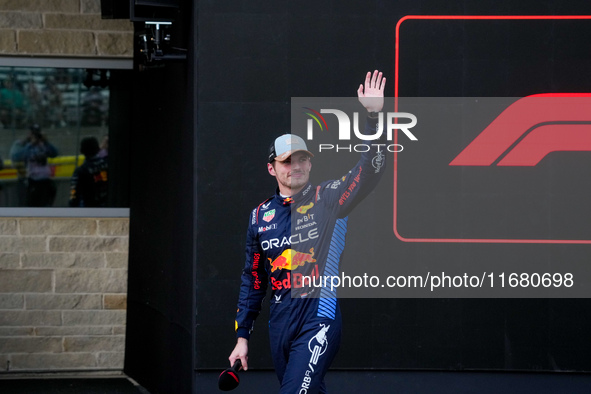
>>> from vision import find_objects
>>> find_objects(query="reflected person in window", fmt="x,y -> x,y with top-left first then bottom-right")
69,137 -> 108,207
11,124 -> 58,207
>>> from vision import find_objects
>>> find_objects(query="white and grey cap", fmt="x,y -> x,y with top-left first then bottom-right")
268,134 -> 314,163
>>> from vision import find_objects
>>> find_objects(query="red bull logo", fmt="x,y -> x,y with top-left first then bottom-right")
268,248 -> 316,272
269,248 -> 318,291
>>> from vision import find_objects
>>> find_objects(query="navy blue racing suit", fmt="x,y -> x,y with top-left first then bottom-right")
235,116 -> 386,393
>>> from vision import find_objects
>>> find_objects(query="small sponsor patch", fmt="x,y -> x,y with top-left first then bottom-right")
263,209 -> 276,222
297,203 -> 314,214
258,223 -> 278,233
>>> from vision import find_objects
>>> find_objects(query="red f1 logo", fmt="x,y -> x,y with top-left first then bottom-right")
449,94 -> 591,166
394,15 -> 591,244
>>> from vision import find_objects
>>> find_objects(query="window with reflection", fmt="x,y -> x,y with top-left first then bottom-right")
0,67 -> 111,207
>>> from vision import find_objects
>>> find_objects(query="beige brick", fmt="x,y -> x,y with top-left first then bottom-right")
22,253 -> 74,268
0,327 -> 35,336
81,0 -> 102,14
0,219 -> 17,235
104,294 -> 127,310
0,29 -> 16,53
0,294 -> 24,309
62,310 -> 126,326
26,294 -> 102,310
112,326 -> 126,335
0,337 -> 62,353
35,326 -> 112,336
106,253 -> 128,269
49,236 -> 128,253
96,32 -> 133,57
64,335 -> 124,353
55,269 -> 127,293
0,253 -> 19,268
97,352 -> 124,368
22,252 -> 105,268
73,253 -> 108,267
0,236 -> 46,253
97,219 -> 129,236
0,270 -> 52,293
0,12 -> 43,29
0,311 -> 61,326
45,14 -> 133,31
18,30 -> 96,56
0,0 -> 79,13
20,219 -> 97,236
10,353 -> 97,370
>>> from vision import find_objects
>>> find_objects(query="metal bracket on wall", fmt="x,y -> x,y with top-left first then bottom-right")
138,21 -> 187,70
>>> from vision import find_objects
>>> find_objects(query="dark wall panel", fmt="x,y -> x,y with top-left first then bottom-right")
107,70 -> 131,208
195,0 -> 591,375
124,2 -> 196,393
100,0 -> 130,19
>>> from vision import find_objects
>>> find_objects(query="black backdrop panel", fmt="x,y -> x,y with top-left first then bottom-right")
100,0 -> 130,19
124,2 -> 195,394
193,0 -> 591,375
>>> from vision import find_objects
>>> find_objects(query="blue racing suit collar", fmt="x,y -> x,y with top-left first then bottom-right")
274,183 -> 314,205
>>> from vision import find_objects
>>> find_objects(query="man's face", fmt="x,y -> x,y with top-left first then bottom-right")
268,151 -> 312,194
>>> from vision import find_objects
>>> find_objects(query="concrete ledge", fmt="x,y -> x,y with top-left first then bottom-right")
0,208 -> 129,218
0,56 -> 132,69
0,370 -> 128,379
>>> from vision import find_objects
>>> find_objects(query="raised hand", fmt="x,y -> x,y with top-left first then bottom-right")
357,70 -> 386,113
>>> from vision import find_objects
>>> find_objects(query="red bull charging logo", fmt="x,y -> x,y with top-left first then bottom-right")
268,248 -> 317,272
269,248 -> 319,291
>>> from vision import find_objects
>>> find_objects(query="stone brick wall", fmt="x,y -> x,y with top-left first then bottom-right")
0,0 -> 133,374
0,218 -> 129,371
0,0 -> 133,57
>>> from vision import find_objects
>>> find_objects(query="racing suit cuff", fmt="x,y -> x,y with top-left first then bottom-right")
236,327 -> 251,340
366,113 -> 379,129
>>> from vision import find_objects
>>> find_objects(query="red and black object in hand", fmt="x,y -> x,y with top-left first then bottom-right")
218,359 -> 242,391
